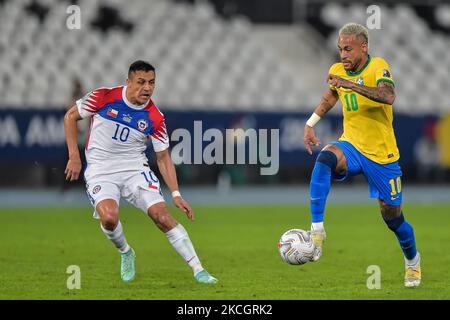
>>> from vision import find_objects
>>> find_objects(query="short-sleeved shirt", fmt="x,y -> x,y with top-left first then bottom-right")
76,86 -> 169,178
328,55 -> 399,164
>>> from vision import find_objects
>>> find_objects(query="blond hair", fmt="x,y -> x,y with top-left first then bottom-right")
339,23 -> 369,44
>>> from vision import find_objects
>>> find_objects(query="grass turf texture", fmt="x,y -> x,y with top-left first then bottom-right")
0,204 -> 449,300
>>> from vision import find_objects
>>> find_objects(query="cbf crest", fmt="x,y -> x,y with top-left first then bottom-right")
356,77 -> 364,85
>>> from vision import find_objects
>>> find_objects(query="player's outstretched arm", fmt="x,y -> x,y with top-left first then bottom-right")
328,74 -> 395,105
155,149 -> 195,220
304,89 -> 339,155
64,105 -> 83,181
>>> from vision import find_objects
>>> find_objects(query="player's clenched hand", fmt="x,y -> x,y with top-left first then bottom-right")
173,196 -> 195,221
327,74 -> 352,89
65,158 -> 82,181
304,125 -> 321,155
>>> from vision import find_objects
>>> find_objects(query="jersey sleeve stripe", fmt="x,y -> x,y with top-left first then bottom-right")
85,117 -> 94,150
83,100 -> 98,108
83,107 -> 97,113
152,131 -> 167,143
82,104 -> 97,111
82,101 -> 97,108
376,78 -> 395,86
152,136 -> 166,144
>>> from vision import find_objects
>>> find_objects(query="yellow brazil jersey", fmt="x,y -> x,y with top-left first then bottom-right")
329,55 -> 399,164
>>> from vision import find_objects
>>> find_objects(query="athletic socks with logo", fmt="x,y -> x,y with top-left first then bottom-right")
101,220 -> 131,254
165,224 -> 204,275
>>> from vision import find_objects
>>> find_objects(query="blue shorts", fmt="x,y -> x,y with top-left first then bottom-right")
330,141 -> 403,206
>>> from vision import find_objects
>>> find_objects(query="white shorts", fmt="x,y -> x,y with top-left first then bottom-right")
85,167 -> 165,219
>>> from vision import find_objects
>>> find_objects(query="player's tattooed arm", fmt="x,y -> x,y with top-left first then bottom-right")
348,80 -> 395,105
328,74 -> 396,105
315,88 -> 339,117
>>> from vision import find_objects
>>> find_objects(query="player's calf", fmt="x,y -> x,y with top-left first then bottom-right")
165,223 -> 218,283
380,201 -> 420,286
96,199 -> 134,281
147,202 -> 178,232
148,203 -> 218,284
309,150 -> 337,223
308,147 -> 340,261
96,200 -> 131,254
380,204 -> 417,261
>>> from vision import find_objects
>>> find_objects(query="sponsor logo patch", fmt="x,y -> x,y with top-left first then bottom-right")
382,69 -> 391,78
93,185 -> 101,194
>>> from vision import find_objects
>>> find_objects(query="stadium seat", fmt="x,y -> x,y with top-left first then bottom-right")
0,0 -> 448,113
318,2 -> 450,113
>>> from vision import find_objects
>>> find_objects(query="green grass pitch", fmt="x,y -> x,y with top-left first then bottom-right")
0,204 -> 449,300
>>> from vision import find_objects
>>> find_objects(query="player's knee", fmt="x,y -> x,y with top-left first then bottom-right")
316,150 -> 338,171
380,201 -> 401,220
383,212 -> 405,231
157,214 -> 173,232
102,215 -> 118,230
100,209 -> 119,230
380,201 -> 403,231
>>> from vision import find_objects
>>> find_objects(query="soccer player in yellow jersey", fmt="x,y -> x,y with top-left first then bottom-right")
303,23 -> 421,287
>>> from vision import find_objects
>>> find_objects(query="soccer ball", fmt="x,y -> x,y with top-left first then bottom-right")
278,229 -> 316,265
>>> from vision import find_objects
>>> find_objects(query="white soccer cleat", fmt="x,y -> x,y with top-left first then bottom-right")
310,224 -> 326,262
404,252 -> 421,288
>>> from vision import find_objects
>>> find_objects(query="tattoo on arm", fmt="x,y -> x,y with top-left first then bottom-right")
349,81 -> 395,105
316,90 -> 339,116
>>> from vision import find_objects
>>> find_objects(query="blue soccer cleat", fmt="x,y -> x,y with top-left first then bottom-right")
194,270 -> 218,284
121,248 -> 136,282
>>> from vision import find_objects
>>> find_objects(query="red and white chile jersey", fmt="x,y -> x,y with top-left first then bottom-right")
76,86 -> 169,178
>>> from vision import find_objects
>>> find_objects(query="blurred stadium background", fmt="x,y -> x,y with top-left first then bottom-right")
1,0 -> 450,301
1,0 -> 450,204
